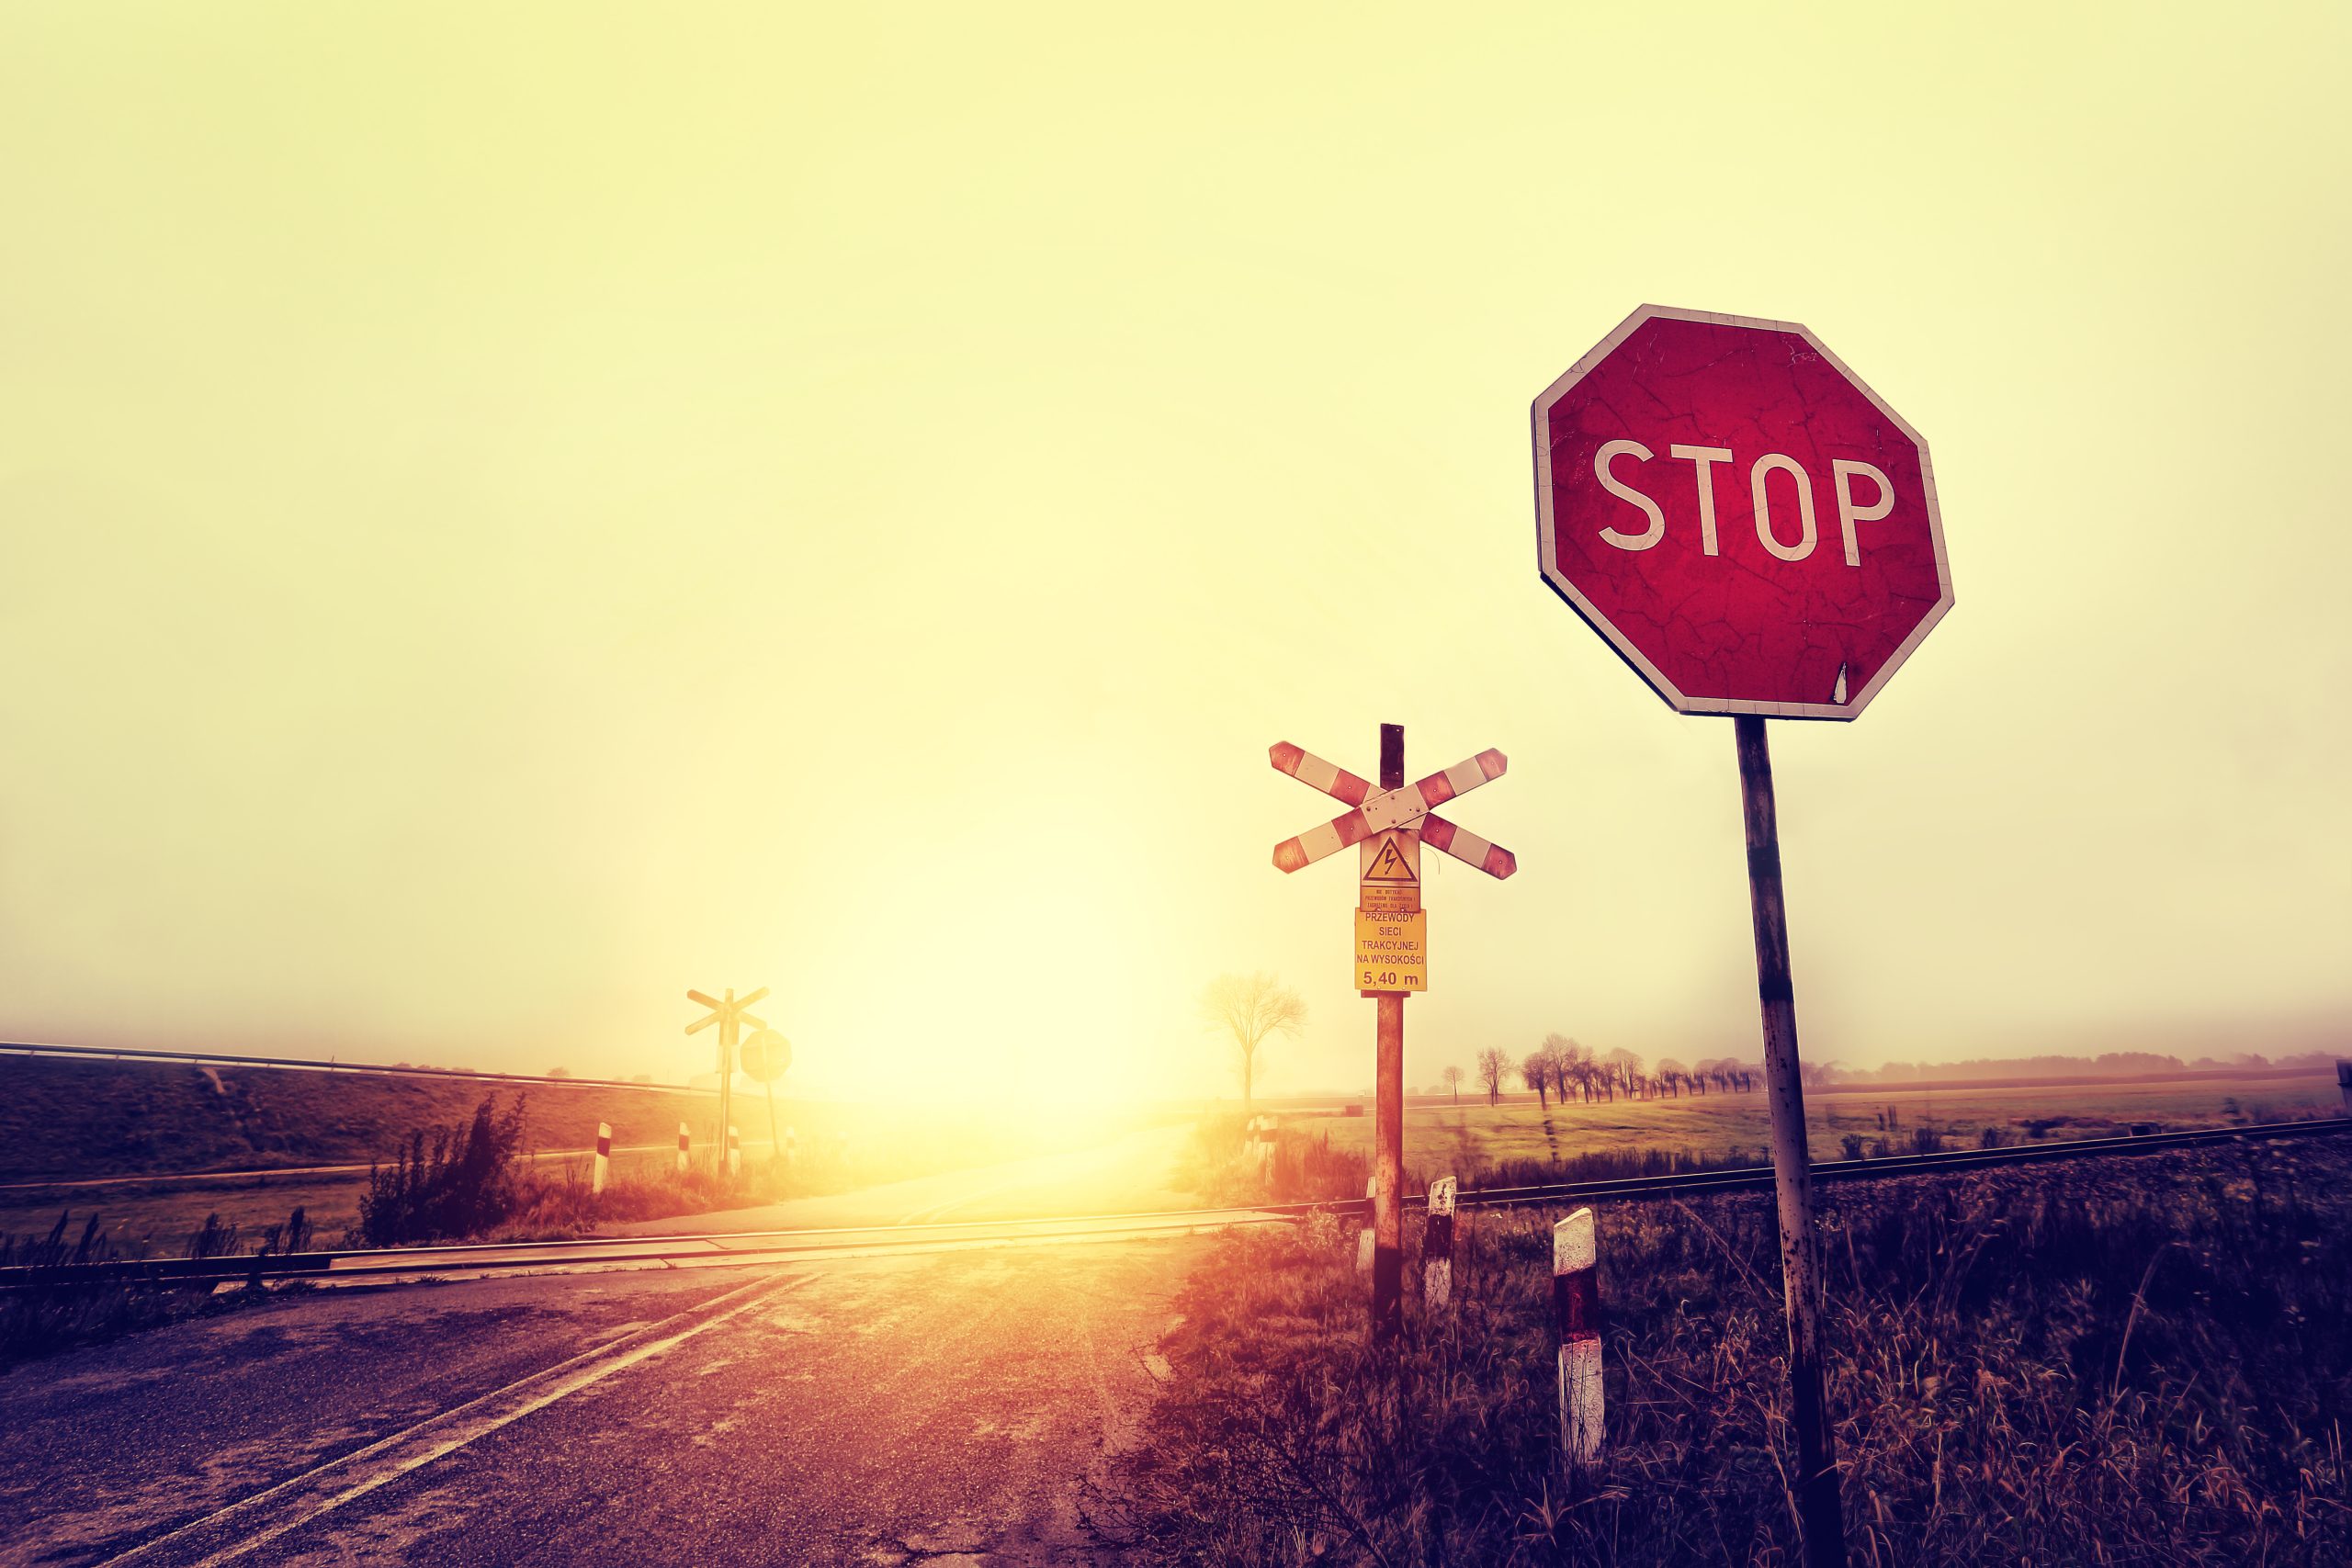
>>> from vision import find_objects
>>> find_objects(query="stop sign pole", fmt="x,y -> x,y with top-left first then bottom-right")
1532,304 -> 1954,1568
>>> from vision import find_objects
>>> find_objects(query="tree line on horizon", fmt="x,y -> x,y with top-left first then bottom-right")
1432,1044 -> 2341,1105
1460,1034 -> 1757,1107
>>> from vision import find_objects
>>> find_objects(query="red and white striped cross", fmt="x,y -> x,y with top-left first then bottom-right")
1268,741 -> 1517,879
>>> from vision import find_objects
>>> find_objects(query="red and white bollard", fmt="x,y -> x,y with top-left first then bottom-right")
592,1122 -> 612,1195
1355,1174 -> 1377,1275
785,1125 -> 798,1165
726,1124 -> 741,1178
676,1121 -> 691,1174
1555,1207 -> 1603,1465
1423,1176 -> 1457,1311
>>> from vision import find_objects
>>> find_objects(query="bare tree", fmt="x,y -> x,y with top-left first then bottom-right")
1544,1034 -> 1588,1107
1657,1057 -> 1688,1097
1602,1046 -> 1644,1103
1520,1050 -> 1551,1109
1199,973 -> 1306,1112
1477,1046 -> 1510,1105
1441,1064 -> 1465,1102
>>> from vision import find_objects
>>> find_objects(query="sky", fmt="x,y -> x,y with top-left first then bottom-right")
2,5 -> 2347,1107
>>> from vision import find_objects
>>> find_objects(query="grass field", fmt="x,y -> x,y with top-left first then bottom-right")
1293,1069 -> 2346,1188
0,1056 -> 1139,1248
1113,1134 -> 2352,1565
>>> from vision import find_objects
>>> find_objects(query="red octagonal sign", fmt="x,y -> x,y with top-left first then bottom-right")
1532,305 -> 1952,719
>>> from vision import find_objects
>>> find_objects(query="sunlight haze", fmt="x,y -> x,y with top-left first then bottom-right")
3,4 -> 2346,1106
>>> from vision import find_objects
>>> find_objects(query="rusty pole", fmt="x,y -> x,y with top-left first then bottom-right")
1371,722 -> 1406,1345
1733,714 -> 1847,1568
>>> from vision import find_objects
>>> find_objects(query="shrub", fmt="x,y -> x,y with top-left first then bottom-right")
356,1094 -> 530,1247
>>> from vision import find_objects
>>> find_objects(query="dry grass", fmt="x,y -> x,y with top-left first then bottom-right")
0,1209 -> 319,1370
1309,1069 -> 2346,1180
1110,1137 -> 2352,1565
1181,1112 -> 1767,1210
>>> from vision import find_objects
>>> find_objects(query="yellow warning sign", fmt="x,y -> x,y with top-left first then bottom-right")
1363,834 -> 1418,883
1354,908 -> 1428,994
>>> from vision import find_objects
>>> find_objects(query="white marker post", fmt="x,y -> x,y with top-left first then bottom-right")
676,1121 -> 691,1174
786,1125 -> 798,1166
1423,1176 -> 1457,1311
592,1122 -> 612,1196
726,1125 -> 741,1178
1355,1174 -> 1377,1275
1555,1207 -> 1603,1467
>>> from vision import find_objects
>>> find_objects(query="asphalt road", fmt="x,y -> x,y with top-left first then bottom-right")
1,1128 -> 1218,1567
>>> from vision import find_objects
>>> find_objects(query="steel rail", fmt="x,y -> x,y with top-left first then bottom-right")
4,1116 -> 2345,1292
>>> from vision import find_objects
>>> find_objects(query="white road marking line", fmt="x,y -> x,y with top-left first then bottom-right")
96,1271 -> 810,1568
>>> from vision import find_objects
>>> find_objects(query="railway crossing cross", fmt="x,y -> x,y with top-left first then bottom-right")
1271,722 -> 1515,1342
686,987 -> 768,1168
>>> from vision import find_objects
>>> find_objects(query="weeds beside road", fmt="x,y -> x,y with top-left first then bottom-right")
1118,1137 -> 2352,1566
1,1092 -> 839,1369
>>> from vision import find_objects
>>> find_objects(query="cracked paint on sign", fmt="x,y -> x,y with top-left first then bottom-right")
1532,306 -> 1952,719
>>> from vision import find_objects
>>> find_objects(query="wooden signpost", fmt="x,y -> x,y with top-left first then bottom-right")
685,987 -> 769,1166
1271,726 -> 1515,1342
1532,304 -> 1954,1567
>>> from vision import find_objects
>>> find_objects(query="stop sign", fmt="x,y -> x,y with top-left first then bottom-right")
1532,305 -> 1951,718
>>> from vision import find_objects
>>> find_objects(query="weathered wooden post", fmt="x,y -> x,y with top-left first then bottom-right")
1555,1207 -> 1602,1465
1369,723 -> 1408,1342
1422,1176 -> 1457,1310
592,1122 -> 611,1195
1734,716 -> 1846,1562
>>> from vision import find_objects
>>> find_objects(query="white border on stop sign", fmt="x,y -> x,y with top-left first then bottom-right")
1530,303 -> 1954,722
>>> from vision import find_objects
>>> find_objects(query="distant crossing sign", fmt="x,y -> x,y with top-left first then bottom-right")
685,986 -> 769,1165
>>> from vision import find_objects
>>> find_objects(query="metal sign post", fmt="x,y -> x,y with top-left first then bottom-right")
741,1028 -> 792,1165
1532,303 -> 1956,1568
1270,726 -> 1515,1343
685,987 -> 769,1163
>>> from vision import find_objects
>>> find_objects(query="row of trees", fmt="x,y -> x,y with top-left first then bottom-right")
1197,973 -> 1773,1114
1469,1034 -> 1756,1106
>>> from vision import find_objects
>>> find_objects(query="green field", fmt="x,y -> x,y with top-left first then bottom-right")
1293,1070 -> 2346,1184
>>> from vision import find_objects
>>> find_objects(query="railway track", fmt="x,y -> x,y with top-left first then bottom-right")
6,1115 -> 2345,1292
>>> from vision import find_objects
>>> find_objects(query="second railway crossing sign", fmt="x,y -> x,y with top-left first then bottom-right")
686,986 -> 768,1172
1268,726 -> 1514,1343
